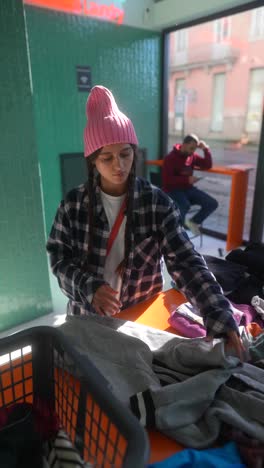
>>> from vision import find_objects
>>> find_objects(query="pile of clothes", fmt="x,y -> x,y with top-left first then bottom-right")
169,243 -> 264,338
60,313 -> 264,467
207,242 -> 264,304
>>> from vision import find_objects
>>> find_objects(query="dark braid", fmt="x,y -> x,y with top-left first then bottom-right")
86,148 -> 102,258
86,145 -> 137,274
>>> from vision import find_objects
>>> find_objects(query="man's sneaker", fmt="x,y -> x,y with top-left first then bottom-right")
185,219 -> 201,236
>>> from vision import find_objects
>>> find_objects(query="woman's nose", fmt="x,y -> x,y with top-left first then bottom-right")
113,155 -> 122,169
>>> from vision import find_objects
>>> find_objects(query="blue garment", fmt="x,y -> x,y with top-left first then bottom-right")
168,186 -> 218,225
148,442 -> 245,468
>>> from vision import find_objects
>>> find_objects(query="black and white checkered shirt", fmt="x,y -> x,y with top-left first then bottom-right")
47,177 -> 238,337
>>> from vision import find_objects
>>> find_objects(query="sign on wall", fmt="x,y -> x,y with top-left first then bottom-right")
23,0 -> 126,25
76,66 -> 92,92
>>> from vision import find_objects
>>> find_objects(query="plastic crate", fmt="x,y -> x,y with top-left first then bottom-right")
0,326 -> 149,467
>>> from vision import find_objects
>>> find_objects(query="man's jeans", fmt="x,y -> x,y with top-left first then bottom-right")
168,186 -> 218,225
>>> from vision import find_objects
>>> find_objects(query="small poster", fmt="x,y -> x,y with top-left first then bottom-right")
76,66 -> 92,92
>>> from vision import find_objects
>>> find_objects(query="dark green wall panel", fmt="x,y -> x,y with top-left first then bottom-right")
0,0 -> 51,331
25,7 -> 161,233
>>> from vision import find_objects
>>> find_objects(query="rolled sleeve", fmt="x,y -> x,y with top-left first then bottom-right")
158,195 -> 238,337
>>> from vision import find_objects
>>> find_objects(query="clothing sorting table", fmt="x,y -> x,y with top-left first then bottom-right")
146,160 -> 253,251
119,288 -> 186,463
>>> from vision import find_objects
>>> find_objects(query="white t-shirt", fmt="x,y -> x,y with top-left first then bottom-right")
100,189 -> 126,299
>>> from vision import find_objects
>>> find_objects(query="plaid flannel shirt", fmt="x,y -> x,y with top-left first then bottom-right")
47,177 -> 238,337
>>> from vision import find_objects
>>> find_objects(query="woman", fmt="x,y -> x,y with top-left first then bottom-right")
47,85 -> 244,357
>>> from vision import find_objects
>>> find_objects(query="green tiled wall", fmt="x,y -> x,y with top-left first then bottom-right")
0,0 -> 51,331
24,7 -> 162,233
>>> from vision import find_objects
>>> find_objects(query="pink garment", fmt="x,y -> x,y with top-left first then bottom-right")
168,312 -> 206,338
83,85 -> 138,157
168,302 -> 245,338
231,302 -> 264,328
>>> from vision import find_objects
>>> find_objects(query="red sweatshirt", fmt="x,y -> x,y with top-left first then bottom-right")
162,144 -> 213,191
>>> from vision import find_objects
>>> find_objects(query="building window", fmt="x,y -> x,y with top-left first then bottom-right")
174,78 -> 185,97
174,78 -> 185,132
246,68 -> 264,133
214,17 -> 231,42
250,7 -> 264,40
174,29 -> 188,52
211,73 -> 226,132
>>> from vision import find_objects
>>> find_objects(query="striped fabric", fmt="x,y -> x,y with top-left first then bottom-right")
46,429 -> 93,467
130,389 -> 156,429
130,356 -> 190,391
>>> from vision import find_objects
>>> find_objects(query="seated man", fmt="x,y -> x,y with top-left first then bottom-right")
162,134 -> 218,235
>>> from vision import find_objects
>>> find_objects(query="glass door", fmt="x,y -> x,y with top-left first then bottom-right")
166,5 -> 264,241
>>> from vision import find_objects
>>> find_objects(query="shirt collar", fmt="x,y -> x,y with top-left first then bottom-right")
84,176 -> 140,214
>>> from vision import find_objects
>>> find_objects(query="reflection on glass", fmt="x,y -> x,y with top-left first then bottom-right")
167,6 -> 264,241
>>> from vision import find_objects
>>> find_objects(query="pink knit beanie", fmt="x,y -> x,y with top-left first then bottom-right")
84,85 -> 138,157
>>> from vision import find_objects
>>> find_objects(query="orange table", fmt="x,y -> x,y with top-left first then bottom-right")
119,288 -> 185,333
119,289 -> 186,463
146,160 -> 253,251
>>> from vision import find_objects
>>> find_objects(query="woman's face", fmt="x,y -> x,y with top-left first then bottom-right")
94,143 -> 134,195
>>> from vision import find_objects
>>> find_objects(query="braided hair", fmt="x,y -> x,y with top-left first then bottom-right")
86,145 -> 137,274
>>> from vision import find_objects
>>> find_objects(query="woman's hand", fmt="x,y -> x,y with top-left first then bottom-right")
206,331 -> 245,361
225,330 -> 245,361
92,284 -> 122,316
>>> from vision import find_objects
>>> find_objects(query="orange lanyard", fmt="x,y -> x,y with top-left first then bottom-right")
106,197 -> 127,256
